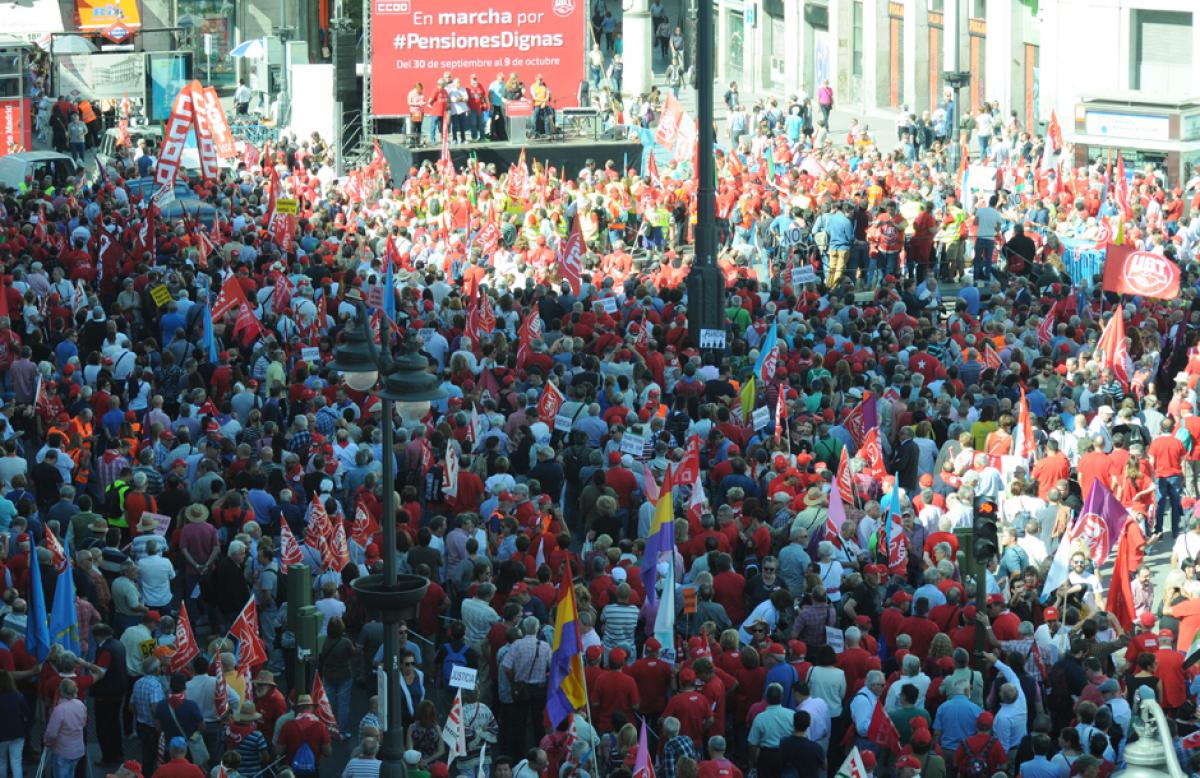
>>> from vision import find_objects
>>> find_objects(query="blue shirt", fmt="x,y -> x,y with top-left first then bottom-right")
1017,756 -> 1067,778
932,695 -> 982,755
912,584 -> 946,609
825,212 -> 855,250
958,286 -> 981,316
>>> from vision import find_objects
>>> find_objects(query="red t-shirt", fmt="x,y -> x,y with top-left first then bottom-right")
661,690 -> 711,748
591,669 -> 640,732
711,571 -> 748,624
898,616 -> 941,659
1149,435 -> 1186,478
1156,648 -> 1188,709
698,759 -> 744,778
152,758 -> 205,778
625,658 -> 673,716
279,714 -> 331,763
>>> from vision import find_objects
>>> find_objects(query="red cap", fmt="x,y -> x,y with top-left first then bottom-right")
892,591 -> 912,605
498,491 -> 514,501
855,614 -> 872,627
977,711 -> 994,727
767,643 -> 786,655
788,640 -> 807,656
608,648 -> 628,666
511,583 -> 528,595
911,728 -> 932,746
644,637 -> 662,651
608,451 -> 621,465
1043,606 -> 1059,621
171,459 -> 186,469
861,751 -> 877,769
678,668 -> 697,685
1139,612 -> 1156,628
585,646 -> 603,661
145,610 -> 162,622
1158,629 -> 1174,640
896,755 -> 921,770
987,593 -> 1005,605
910,716 -> 929,731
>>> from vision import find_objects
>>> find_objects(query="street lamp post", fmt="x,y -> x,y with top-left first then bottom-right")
686,0 -> 725,355
331,300 -> 445,778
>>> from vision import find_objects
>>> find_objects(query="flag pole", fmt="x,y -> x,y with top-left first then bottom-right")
576,641 -> 603,778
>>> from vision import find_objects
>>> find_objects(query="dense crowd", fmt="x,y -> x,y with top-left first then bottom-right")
4,50 -> 1200,778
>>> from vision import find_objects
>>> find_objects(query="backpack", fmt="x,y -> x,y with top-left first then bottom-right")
104,480 -> 129,520
562,445 -> 586,483
291,742 -> 317,776
440,642 -> 470,687
959,735 -> 997,778
1177,424 -> 1194,455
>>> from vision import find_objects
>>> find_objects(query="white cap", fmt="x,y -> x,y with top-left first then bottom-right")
611,567 -> 627,583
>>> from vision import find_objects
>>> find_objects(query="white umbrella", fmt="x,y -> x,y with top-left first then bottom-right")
229,38 -> 267,58
49,36 -> 98,54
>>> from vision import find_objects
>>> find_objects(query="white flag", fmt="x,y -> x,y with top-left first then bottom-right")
653,551 -> 676,664
443,448 -> 459,497
835,746 -> 868,778
441,689 -> 467,765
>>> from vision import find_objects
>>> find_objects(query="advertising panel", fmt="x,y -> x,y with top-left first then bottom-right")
76,0 -> 142,30
370,0 -> 584,117
0,99 -> 29,157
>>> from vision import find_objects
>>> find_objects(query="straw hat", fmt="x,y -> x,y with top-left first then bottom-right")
136,515 -> 158,533
185,504 -> 209,524
803,486 -> 826,507
233,702 -> 262,723
295,694 -> 314,708
252,670 -> 276,687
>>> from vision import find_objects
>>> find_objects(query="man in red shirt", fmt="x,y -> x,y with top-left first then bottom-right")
1155,630 -> 1188,713
986,595 -> 1020,641
590,649 -> 640,732
1149,417 -> 1186,536
625,638 -> 673,722
661,668 -> 712,750
277,695 -> 332,765
1031,438 -> 1072,501
152,739 -> 204,778
697,735 -> 743,778
898,597 -> 941,659
1077,439 -> 1113,502
604,454 -> 639,509
694,657 -> 729,737
954,712 -> 1007,776
1124,612 -> 1160,672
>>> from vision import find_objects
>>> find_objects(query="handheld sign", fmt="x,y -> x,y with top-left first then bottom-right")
699,328 -> 726,349
448,666 -> 477,691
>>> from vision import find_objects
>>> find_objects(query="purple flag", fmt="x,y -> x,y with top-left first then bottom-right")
1074,480 -> 1129,569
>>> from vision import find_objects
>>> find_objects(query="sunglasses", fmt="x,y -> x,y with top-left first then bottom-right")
402,661 -> 415,667
763,567 -> 777,572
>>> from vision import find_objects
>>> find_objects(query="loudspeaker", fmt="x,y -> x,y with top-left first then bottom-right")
333,29 -> 358,103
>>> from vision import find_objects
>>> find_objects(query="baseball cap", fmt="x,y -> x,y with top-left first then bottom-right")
1139,612 -> 1156,627
1098,678 -> 1120,694
168,737 -> 187,751
911,728 -> 932,746
644,637 -> 662,652
1043,606 -> 1059,621
585,646 -> 603,662
892,591 -> 912,605
609,648 -> 628,666
678,668 -> 697,685
896,755 -> 920,770
977,711 -> 994,728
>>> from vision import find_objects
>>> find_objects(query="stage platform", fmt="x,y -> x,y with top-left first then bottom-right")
376,135 -> 643,183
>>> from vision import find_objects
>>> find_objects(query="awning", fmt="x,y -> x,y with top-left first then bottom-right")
0,0 -> 66,36
76,0 -> 141,31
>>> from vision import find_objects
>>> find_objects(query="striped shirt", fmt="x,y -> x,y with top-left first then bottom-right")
131,674 -> 166,727
340,758 -> 381,778
600,603 -> 639,652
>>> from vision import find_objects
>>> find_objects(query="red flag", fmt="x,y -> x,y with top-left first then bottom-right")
726,149 -> 743,177
280,520 -> 303,574
835,446 -> 855,506
1047,110 -> 1063,154
170,603 -> 201,673
981,341 -> 1003,371
867,699 -> 902,755
537,381 -> 566,425
213,668 -> 229,719
306,497 -> 331,549
212,275 -> 250,321
1115,152 -> 1131,220
1015,387 -> 1037,461
1096,311 -> 1133,388
44,526 -> 66,574
228,597 -> 268,670
1105,518 -> 1146,632
134,202 -> 157,261
1102,245 -> 1181,300
774,387 -> 787,443
329,519 -> 351,569
1036,307 -> 1056,346
506,147 -> 529,200
233,301 -> 263,345
859,428 -> 888,479
672,436 -> 701,487
647,153 -> 662,187
472,220 -> 501,257
351,500 -> 373,547
311,672 -> 339,731
559,214 -> 584,295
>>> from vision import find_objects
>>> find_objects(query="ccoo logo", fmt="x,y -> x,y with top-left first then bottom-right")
552,0 -> 575,17
1072,511 -> 1110,566
1122,251 -> 1177,298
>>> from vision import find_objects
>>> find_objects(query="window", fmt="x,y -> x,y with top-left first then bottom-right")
1131,10 -> 1193,93
973,0 -> 986,17
928,0 -> 944,10
852,1 -> 863,76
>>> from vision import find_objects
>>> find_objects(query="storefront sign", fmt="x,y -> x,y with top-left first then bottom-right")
77,0 -> 142,30
0,98 -> 29,157
1084,111 -> 1170,142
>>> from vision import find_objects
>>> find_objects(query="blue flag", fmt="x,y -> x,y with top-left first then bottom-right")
49,551 -> 79,655
26,546 -> 50,662
203,305 -> 218,364
752,322 -> 778,384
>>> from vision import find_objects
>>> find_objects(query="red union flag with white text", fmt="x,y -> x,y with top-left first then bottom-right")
559,213 -> 584,295
154,83 -> 198,199
1103,245 -> 1181,300
654,94 -> 685,148
537,381 -> 565,425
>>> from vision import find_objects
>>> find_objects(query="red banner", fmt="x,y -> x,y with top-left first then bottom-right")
537,381 -> 565,425
198,86 -> 237,160
154,84 -> 197,201
558,213 -> 583,295
0,98 -> 29,157
654,94 -> 685,148
369,0 -> 585,117
1103,245 -> 1181,300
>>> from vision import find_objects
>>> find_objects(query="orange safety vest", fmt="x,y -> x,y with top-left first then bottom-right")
530,82 -> 549,107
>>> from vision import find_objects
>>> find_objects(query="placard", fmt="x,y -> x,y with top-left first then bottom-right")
274,198 -> 299,215
791,265 -> 818,286
300,347 -> 321,363
143,512 -> 171,537
699,328 -> 726,349
554,412 -> 574,432
620,433 -> 644,456
682,586 -> 697,614
826,626 -> 845,653
752,406 -> 771,431
149,284 -> 173,307
595,296 -> 618,314
505,99 -> 533,118
448,665 -> 477,690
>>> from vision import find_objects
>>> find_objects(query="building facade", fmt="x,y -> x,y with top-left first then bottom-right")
1040,0 -> 1199,183
701,0 -> 1040,128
